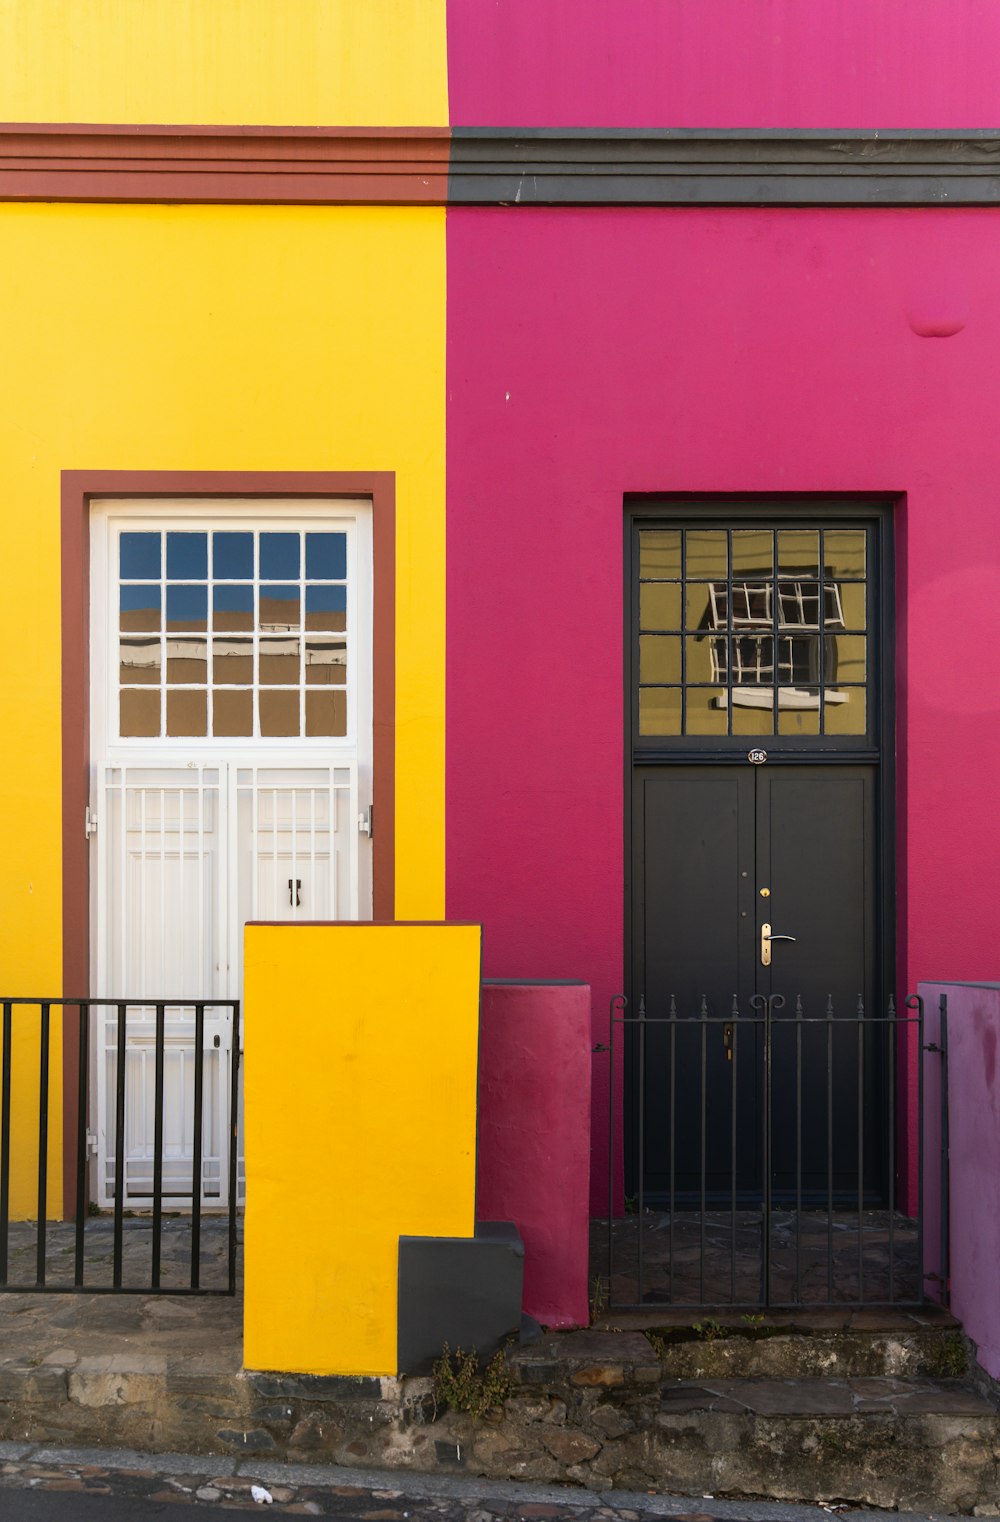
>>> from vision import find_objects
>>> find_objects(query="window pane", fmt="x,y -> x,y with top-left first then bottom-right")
638,530 -> 681,580
306,689 -> 347,738
639,582 -> 680,631
685,582 -> 717,632
305,639 -> 347,686
732,702 -> 773,736
824,530 -> 866,578
685,689 -> 728,736
167,688 -> 207,737
685,531 -> 727,579
166,584 -> 207,631
213,638 -> 253,685
213,584 -> 254,632
779,704 -> 820,736
260,586 -> 300,631
824,687 -> 867,735
306,532 -> 346,580
213,532 -> 253,580
259,637 -> 300,685
166,531 -> 208,580
259,689 -> 300,737
731,530 -> 773,575
120,585 -> 161,633
260,532 -> 299,581
166,636 -> 208,685
305,585 -> 346,631
120,532 -> 160,580
638,687 -> 680,736
120,688 -> 160,737
778,531 -> 819,577
639,634 -> 680,684
686,633 -> 720,685
831,634 -> 866,684
119,637 -> 160,686
839,581 -> 867,630
213,689 -> 253,737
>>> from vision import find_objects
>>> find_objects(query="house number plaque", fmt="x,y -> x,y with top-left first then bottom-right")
748,749 -> 767,765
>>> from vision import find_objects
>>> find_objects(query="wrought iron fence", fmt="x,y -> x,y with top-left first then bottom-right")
601,992 -> 946,1310
0,998 -> 240,1295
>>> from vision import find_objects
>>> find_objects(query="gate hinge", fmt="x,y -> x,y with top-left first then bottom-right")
85,1129 -> 98,1157
358,805 -> 373,839
84,806 -> 98,840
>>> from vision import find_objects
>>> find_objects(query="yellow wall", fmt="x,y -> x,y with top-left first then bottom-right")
243,923 -> 480,1375
0,201 -> 446,1213
0,0 -> 447,126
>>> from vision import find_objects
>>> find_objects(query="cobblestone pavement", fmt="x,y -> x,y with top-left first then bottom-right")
0,1444 -> 952,1522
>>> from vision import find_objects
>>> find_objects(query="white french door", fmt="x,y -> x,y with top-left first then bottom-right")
89,502 -> 373,1208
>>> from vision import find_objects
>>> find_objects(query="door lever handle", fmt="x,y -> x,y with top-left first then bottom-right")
760,922 -> 796,967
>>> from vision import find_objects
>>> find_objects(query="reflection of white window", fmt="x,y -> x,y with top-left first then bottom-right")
706,578 -> 848,710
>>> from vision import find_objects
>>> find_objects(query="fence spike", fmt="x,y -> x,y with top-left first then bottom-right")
826,994 -> 835,1018
731,993 -> 740,1017
638,995 -> 646,1018
699,994 -> 708,1018
668,994 -> 677,1018
795,994 -> 804,1018
857,995 -> 865,1018
888,994 -> 896,1018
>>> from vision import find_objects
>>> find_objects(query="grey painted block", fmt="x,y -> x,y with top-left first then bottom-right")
397,1221 -> 524,1376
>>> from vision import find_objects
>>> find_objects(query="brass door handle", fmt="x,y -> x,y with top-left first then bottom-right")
761,922 -> 796,967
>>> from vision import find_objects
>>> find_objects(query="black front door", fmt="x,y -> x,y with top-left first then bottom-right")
627,506 -> 891,1206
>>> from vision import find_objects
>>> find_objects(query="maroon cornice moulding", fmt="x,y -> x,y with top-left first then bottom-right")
0,122 -> 451,205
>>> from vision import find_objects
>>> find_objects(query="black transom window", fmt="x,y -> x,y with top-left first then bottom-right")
636,525 -> 871,740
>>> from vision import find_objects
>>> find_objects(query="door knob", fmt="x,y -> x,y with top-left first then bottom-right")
760,922 -> 796,967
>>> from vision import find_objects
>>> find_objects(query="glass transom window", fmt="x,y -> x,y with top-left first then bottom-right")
118,527 -> 350,739
636,524 -> 871,740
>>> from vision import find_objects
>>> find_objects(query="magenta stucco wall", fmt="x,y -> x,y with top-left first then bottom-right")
920,983 -> 1000,1378
448,0 -> 1000,128
476,982 -> 591,1329
446,207 -> 1000,1202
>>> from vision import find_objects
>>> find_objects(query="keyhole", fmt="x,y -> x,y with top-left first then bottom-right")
288,878 -> 302,907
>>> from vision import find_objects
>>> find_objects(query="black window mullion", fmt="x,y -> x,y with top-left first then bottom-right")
818,529 -> 826,737
726,530 -> 733,736
680,530 -> 687,737
771,530 -> 779,735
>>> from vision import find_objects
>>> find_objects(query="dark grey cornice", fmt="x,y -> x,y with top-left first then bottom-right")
449,128 -> 1000,206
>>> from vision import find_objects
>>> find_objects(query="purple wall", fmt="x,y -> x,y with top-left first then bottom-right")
921,983 -> 1000,1378
476,982 -> 591,1329
448,0 -> 1000,128
446,206 -> 1000,1203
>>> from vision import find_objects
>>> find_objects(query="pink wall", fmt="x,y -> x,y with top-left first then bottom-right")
448,0 -> 1000,128
476,982 -> 591,1328
446,206 -> 1000,1204
921,983 -> 1000,1377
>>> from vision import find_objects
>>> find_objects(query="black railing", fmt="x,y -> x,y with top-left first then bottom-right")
602,992 -> 946,1310
0,999 -> 240,1295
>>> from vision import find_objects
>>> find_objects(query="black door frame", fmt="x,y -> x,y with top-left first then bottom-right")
622,494 -> 897,1196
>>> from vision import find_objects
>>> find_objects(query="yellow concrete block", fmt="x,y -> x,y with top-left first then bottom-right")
243,923 -> 481,1376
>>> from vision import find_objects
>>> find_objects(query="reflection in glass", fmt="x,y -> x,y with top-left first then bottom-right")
832,634 -> 866,683
731,530 -> 773,575
305,640 -> 347,686
685,531 -> 727,579
166,584 -> 208,630
120,688 -> 160,737
306,689 -> 347,738
260,532 -> 299,581
120,532 -> 160,580
120,585 -> 161,632
259,689 -> 299,737
685,582 -> 716,632
166,532 -> 208,580
638,530 -> 681,580
685,689 -> 728,736
639,634 -> 681,684
839,581 -> 867,630
824,686 -> 867,735
259,638 -> 301,685
119,638 -> 160,686
166,637 -> 208,685
639,687 -> 681,736
685,633 -> 719,685
824,529 -> 866,578
213,638 -> 253,685
213,688 -> 253,737
639,582 -> 681,631
732,703 -> 772,736
306,533 -> 347,580
305,585 -> 347,631
213,532 -> 253,580
779,705 -> 820,737
213,584 -> 254,631
778,530 -> 819,576
259,586 -> 300,630
167,688 -> 207,737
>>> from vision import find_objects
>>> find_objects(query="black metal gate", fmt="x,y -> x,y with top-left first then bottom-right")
0,998 -> 240,1295
602,991 -> 946,1310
